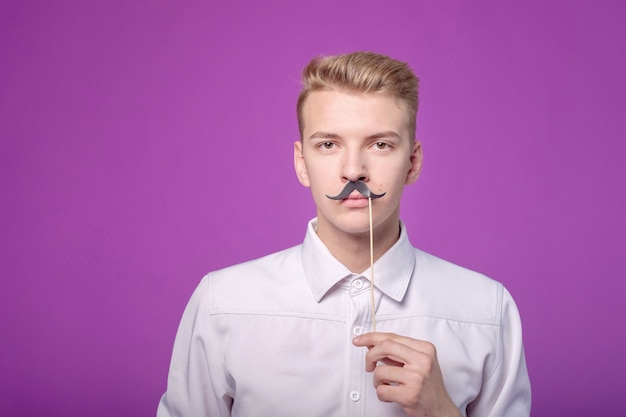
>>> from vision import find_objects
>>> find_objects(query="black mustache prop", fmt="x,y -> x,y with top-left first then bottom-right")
325,181 -> 386,200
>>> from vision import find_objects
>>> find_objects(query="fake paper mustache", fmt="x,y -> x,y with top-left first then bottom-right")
325,181 -> 386,200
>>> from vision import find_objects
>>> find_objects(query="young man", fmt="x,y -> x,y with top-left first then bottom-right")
157,52 -> 531,417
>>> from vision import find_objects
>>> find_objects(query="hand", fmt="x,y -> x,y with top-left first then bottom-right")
352,332 -> 462,417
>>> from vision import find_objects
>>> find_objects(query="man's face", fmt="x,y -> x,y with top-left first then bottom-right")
294,89 -> 422,240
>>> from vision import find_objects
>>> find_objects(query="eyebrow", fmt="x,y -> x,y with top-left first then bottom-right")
308,130 -> 402,141
366,130 -> 402,140
308,131 -> 341,140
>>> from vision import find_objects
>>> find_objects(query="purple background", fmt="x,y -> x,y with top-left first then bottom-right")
1,1 -> 625,416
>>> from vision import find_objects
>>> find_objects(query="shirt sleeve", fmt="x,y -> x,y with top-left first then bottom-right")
157,276 -> 232,417
467,286 -> 532,417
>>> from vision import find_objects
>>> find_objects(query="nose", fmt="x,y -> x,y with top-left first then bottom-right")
341,148 -> 368,183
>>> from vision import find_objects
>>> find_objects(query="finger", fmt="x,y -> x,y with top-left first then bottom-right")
352,332 -> 397,348
372,363 -> 409,388
375,383 -> 419,406
354,332 -> 434,354
372,368 -> 422,407
374,383 -> 398,403
378,357 -> 405,367
372,364 -> 428,407
373,366 -> 426,391
364,338 -> 420,371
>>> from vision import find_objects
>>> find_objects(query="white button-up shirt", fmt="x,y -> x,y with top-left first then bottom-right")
158,219 -> 531,416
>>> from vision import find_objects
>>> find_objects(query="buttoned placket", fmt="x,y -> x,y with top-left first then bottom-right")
345,275 -> 376,417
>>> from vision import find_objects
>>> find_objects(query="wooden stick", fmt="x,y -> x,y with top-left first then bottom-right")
368,196 -> 376,332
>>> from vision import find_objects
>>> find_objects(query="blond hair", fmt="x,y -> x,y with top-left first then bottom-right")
297,51 -> 419,140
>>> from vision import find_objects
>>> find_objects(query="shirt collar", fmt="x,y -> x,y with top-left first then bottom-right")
301,218 -> 416,303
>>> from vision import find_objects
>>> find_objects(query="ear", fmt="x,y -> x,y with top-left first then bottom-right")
405,140 -> 423,185
294,141 -> 311,187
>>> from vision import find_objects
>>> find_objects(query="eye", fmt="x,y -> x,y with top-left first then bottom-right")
373,142 -> 390,150
319,141 -> 335,150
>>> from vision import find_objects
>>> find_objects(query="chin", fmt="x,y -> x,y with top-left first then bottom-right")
336,224 -> 371,236
321,215 -> 373,237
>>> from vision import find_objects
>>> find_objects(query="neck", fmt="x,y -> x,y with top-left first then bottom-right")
316,215 -> 401,274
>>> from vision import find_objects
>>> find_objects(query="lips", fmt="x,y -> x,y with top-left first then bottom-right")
338,193 -> 370,207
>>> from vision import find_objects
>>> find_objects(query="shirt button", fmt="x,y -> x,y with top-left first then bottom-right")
349,391 -> 361,402
353,326 -> 363,336
352,279 -> 364,289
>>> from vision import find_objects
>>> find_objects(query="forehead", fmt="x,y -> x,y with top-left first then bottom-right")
301,90 -> 410,139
